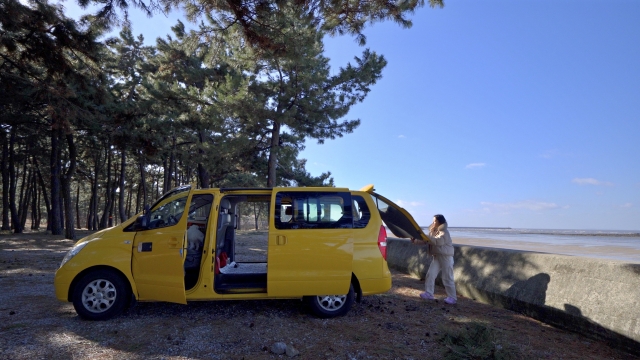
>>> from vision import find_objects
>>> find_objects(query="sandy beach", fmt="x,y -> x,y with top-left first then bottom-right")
452,236 -> 640,263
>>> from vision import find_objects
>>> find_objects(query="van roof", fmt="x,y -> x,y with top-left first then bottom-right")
216,187 -> 352,193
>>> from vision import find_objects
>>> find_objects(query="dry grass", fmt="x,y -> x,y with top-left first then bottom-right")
0,231 -> 637,360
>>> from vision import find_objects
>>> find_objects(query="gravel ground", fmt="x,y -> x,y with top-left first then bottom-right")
0,231 -> 637,360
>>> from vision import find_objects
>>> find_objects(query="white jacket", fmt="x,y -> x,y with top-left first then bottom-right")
427,223 -> 454,256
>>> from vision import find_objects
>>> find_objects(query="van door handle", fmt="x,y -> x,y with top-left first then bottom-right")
137,242 -> 152,252
169,237 -> 179,248
276,235 -> 287,245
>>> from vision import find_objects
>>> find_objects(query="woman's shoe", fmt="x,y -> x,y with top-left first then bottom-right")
444,297 -> 457,304
419,292 -> 435,300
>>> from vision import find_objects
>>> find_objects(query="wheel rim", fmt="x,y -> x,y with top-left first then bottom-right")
316,294 -> 347,312
81,279 -> 117,313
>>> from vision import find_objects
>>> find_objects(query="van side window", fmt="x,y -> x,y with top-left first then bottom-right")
275,192 -> 353,229
352,196 -> 371,229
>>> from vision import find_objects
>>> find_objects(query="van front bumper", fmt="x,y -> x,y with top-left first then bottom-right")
54,267 -> 76,302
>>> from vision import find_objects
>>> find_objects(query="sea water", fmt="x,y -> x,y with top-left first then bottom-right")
444,227 -> 640,263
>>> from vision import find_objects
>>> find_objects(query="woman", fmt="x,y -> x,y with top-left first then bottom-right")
411,214 -> 457,304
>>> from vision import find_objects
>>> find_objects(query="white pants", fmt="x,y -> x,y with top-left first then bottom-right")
425,254 -> 457,300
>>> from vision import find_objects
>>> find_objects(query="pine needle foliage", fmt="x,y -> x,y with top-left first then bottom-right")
76,0 -> 445,51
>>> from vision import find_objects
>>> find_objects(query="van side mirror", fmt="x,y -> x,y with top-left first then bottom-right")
134,215 -> 148,231
135,204 -> 151,231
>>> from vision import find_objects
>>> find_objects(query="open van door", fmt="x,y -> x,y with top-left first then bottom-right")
132,185 -> 194,303
361,185 -> 430,241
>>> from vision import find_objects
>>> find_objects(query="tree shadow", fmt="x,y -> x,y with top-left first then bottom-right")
454,245 -> 552,322
538,303 -> 640,356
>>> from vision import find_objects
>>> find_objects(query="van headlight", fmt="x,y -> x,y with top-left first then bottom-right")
60,242 -> 88,268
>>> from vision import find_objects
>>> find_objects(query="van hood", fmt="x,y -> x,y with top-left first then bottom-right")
75,226 -> 120,245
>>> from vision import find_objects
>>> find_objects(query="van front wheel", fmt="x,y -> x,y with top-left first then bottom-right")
306,284 -> 355,318
72,269 -> 130,321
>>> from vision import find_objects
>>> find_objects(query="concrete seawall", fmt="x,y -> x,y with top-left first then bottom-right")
387,237 -> 640,355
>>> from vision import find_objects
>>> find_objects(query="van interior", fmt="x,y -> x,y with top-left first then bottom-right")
213,195 -> 271,294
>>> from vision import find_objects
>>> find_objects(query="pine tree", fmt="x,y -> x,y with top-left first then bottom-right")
202,7 -> 387,187
105,28 -> 157,221
1,0 -> 106,235
77,0 -> 444,50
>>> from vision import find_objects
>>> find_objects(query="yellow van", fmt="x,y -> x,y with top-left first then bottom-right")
54,185 -> 427,320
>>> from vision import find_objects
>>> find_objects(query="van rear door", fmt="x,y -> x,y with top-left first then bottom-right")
268,188 -> 354,297
363,185 -> 429,241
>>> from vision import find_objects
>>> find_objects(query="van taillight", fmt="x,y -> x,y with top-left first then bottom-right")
378,225 -> 388,260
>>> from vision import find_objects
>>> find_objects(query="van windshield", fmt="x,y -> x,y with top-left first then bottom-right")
150,185 -> 191,210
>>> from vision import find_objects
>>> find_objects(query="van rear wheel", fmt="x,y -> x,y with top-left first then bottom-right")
72,269 -> 130,321
306,284 -> 355,318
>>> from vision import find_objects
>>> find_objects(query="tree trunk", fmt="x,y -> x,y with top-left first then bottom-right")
139,152 -> 147,208
118,149 -> 127,222
17,155 -> 28,223
266,121 -> 281,187
172,140 -> 178,188
162,157 -> 170,194
86,184 -> 93,230
50,126 -> 63,235
197,131 -> 209,188
88,153 -> 100,231
1,130 -> 10,230
154,172 -> 159,200
62,133 -> 77,240
99,145 -> 112,229
135,182 -> 141,214
76,183 -> 81,229
9,126 -> 22,233
32,173 -> 39,229
108,157 -> 117,227
126,182 -> 133,218
34,159 -> 51,231
253,203 -> 259,230
19,169 -> 32,230
197,163 -> 209,189
37,180 -> 42,228
86,180 -> 94,230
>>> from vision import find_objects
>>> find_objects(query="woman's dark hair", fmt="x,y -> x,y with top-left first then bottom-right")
434,214 -> 447,225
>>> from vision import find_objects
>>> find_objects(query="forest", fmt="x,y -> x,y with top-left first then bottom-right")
0,0 -> 442,239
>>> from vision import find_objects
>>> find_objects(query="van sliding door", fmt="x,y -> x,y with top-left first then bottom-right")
268,188 -> 354,297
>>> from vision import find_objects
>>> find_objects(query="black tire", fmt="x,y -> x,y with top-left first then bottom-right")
72,269 -> 131,321
306,284 -> 355,318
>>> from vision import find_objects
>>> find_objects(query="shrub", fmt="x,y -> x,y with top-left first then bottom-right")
439,322 -> 526,360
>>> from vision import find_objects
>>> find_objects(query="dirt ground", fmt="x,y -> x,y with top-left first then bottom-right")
0,231 -> 637,360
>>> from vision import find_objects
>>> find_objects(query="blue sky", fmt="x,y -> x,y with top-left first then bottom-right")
59,0 -> 640,230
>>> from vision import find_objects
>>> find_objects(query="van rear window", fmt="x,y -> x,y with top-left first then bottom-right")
275,192 -> 352,229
